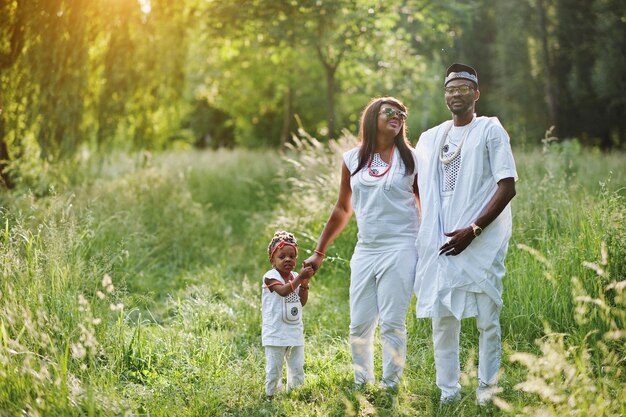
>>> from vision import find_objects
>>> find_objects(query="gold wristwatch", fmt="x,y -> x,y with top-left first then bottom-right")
470,223 -> 482,237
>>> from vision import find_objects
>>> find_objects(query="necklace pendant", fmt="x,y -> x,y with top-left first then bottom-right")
367,144 -> 395,178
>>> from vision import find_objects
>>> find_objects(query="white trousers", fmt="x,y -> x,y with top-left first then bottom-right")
432,292 -> 501,399
349,247 -> 417,388
264,345 -> 304,396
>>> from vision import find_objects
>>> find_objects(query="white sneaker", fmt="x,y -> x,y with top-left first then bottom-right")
477,396 -> 490,406
476,385 -> 496,406
439,392 -> 461,404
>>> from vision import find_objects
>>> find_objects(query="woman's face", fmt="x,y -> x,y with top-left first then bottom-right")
377,104 -> 405,138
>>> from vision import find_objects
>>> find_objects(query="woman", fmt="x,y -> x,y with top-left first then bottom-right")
304,97 -> 419,390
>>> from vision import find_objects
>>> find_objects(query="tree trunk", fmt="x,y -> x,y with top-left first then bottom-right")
280,84 -> 294,146
537,0 -> 558,132
315,42 -> 340,140
325,65 -> 337,139
0,119 -> 13,189
0,0 -> 27,189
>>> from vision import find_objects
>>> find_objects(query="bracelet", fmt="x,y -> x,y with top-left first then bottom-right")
300,285 -> 309,290
289,281 -> 294,292
314,249 -> 326,257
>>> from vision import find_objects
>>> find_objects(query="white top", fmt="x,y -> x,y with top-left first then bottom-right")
343,146 -> 419,251
414,117 -> 518,319
261,268 -> 304,346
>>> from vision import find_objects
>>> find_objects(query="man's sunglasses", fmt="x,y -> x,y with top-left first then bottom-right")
444,85 -> 475,95
380,107 -> 407,121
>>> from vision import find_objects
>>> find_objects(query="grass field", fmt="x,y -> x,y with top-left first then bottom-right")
0,136 -> 624,416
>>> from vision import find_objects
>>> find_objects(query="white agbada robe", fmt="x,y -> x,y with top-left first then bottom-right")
414,116 -> 517,319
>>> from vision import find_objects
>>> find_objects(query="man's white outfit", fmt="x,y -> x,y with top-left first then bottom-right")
261,268 -> 305,396
343,146 -> 419,388
414,116 -> 517,401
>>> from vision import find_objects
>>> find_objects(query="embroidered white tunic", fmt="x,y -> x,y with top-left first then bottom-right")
414,117 -> 517,319
261,268 -> 304,346
343,146 -> 419,251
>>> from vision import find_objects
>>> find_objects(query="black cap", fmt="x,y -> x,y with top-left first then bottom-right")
444,63 -> 478,87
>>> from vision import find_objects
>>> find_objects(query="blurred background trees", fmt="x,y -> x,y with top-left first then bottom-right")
1,0 -> 624,189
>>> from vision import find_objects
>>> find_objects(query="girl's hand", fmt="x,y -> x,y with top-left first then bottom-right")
299,265 -> 315,280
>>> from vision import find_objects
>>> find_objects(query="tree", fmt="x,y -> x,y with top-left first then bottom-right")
536,0 -> 559,129
0,0 -> 26,188
202,0 -> 409,142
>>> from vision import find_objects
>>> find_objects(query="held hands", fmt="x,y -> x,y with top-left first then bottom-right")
299,264 -> 316,280
439,226 -> 475,256
303,252 -> 324,272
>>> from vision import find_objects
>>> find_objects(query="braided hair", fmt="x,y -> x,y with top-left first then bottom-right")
267,230 -> 298,260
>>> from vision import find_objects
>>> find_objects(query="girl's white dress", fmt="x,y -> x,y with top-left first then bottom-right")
261,268 -> 303,347
261,268 -> 305,395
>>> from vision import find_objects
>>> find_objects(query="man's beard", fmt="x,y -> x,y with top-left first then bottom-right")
448,102 -> 472,115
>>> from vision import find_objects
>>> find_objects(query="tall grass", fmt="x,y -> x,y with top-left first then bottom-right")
1,148 -> 283,415
0,137 -> 624,416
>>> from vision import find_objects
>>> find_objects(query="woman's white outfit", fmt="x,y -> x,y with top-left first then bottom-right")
343,146 -> 419,388
261,268 -> 304,396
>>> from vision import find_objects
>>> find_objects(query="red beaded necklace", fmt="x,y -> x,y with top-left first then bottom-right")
367,144 -> 395,177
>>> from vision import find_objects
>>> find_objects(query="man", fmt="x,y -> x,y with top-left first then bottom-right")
414,63 -> 517,405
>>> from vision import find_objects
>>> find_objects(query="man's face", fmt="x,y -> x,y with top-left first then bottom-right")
444,79 -> 479,116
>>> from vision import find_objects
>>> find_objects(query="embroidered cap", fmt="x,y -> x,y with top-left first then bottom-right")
444,63 -> 478,87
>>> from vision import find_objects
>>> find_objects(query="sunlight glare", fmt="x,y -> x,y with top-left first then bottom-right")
137,0 -> 151,14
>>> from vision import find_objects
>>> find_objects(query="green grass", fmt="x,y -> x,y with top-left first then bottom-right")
0,139 -> 624,416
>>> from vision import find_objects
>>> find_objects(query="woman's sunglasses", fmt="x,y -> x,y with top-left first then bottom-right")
380,107 -> 407,121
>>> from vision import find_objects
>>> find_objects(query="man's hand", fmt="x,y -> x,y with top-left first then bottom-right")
439,178 -> 516,257
439,227 -> 475,256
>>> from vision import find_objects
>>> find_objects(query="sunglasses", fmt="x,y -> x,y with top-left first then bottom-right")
380,107 -> 407,121
444,85 -> 475,95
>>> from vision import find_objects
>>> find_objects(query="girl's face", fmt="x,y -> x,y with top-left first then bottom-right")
271,245 -> 297,275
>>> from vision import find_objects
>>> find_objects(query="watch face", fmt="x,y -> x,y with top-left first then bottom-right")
475,228 -> 482,236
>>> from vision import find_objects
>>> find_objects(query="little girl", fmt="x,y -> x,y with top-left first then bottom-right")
261,231 -> 315,399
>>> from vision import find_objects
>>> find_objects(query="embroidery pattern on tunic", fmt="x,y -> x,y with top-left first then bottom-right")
442,150 -> 461,192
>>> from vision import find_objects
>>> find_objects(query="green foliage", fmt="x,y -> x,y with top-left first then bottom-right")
2,0 -> 626,191
0,0 -> 199,190
3,135 -> 624,415
0,147 -> 282,415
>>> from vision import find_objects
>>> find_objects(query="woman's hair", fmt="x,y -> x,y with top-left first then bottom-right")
352,97 -> 415,176
267,230 -> 298,259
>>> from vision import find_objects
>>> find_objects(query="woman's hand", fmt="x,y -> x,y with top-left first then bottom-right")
303,253 -> 324,272
303,162 -> 353,273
